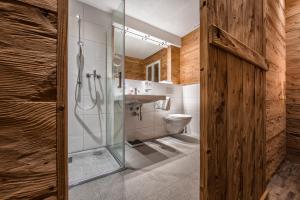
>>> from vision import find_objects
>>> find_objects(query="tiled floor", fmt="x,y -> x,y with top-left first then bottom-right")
267,159 -> 300,200
69,134 -> 200,200
69,148 -> 120,186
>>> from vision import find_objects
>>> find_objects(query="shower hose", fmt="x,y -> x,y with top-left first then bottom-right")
74,44 -> 98,111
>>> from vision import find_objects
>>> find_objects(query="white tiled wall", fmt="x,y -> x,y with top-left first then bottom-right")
68,0 -> 112,153
183,84 -> 200,138
125,80 -> 183,141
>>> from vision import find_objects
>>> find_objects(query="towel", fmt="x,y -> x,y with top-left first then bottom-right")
155,97 -> 171,111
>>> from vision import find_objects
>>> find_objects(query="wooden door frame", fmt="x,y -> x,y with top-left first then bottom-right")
57,0 -> 68,199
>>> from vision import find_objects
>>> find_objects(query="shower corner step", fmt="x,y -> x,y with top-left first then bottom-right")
126,140 -> 144,148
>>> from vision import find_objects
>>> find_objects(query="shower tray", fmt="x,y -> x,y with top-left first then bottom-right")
68,147 -> 121,187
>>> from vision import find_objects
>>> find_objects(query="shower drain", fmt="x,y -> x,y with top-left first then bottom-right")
93,150 -> 104,156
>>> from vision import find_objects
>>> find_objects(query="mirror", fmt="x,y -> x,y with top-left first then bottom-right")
124,26 -> 180,84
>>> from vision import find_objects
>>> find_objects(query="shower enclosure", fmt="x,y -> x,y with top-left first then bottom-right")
67,0 -> 125,187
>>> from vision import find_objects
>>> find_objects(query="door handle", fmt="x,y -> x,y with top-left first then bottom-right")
118,72 -> 122,88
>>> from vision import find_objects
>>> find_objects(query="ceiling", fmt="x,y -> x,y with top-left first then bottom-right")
125,35 -> 164,59
79,0 -> 199,37
77,0 -> 121,13
126,0 -> 199,37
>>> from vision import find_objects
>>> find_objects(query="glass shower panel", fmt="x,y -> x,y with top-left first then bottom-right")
67,0 -> 125,188
106,0 -> 125,167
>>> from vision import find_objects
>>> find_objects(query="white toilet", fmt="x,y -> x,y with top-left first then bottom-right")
164,114 -> 192,134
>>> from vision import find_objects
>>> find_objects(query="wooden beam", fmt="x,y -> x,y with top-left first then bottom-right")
56,0 -> 68,199
209,25 -> 268,71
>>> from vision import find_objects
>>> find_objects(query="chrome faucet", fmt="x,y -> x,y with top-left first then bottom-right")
86,70 -> 101,79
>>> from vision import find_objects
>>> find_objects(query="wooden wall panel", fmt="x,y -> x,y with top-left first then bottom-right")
17,0 -> 57,12
180,28 -> 200,84
265,0 -> 286,180
170,46 -> 181,84
265,11 -> 286,178
0,102 -> 57,199
266,130 -> 286,179
265,0 -> 286,178
200,0 -> 267,199
125,56 -> 144,80
0,0 -> 57,101
0,0 -> 64,199
286,0 -> 300,158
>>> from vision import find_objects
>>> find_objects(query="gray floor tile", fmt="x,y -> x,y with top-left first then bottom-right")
69,134 -> 200,200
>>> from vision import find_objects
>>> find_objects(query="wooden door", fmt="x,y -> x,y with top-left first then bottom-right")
0,0 -> 68,199
200,0 -> 267,199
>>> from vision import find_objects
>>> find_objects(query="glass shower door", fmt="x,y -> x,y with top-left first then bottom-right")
106,1 -> 125,167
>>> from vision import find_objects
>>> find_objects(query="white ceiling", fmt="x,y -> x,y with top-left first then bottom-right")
125,35 -> 164,59
80,0 -> 199,37
77,0 -> 122,13
126,0 -> 200,37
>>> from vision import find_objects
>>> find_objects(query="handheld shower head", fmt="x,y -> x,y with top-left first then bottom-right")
76,13 -> 83,85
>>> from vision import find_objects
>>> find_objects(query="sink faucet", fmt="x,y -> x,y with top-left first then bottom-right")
134,88 -> 138,95
145,88 -> 152,92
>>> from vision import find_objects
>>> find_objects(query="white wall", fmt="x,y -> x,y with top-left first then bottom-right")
68,0 -> 112,153
183,84 -> 200,138
125,80 -> 183,141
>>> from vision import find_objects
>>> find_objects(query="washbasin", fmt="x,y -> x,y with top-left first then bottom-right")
125,94 -> 166,105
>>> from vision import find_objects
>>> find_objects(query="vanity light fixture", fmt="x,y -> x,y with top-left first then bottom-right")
113,22 -> 170,48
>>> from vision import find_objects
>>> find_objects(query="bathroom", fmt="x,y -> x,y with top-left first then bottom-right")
4,0 -> 300,199
67,0 -> 200,199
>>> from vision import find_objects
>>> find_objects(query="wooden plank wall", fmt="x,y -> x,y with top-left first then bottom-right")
0,0 -> 65,199
265,0 -> 286,181
200,0 -> 267,199
286,0 -> 300,157
125,56 -> 144,80
180,28 -> 200,84
170,46 -> 181,84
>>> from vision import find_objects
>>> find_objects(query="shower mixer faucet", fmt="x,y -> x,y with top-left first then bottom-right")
86,70 -> 101,79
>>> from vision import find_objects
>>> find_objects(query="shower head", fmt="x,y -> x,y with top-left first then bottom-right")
76,14 -> 83,46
